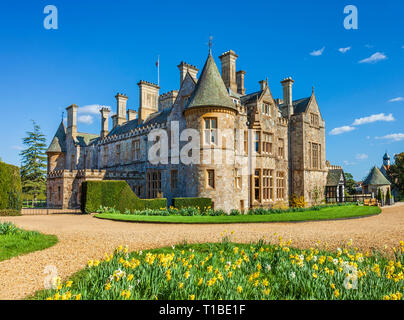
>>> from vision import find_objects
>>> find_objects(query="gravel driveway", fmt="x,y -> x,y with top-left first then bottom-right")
1,203 -> 403,300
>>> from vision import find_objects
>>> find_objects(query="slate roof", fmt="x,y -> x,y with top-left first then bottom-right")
326,169 -> 345,186
363,166 -> 391,186
47,121 -> 66,153
108,107 -> 172,137
292,97 -> 311,114
76,133 -> 99,147
240,91 -> 262,104
186,53 -> 236,111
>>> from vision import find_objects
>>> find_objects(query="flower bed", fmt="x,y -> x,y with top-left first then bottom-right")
33,234 -> 404,300
97,203 -> 358,217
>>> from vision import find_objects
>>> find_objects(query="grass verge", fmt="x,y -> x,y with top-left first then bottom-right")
0,222 -> 58,262
94,205 -> 381,224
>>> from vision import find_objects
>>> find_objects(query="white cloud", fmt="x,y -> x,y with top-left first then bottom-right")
338,47 -> 351,53
329,126 -> 356,135
359,52 -> 387,64
11,145 -> 24,151
376,133 -> 404,142
78,115 -> 94,124
310,47 -> 325,56
352,113 -> 394,126
343,160 -> 356,166
78,104 -> 110,115
388,97 -> 404,103
355,153 -> 368,160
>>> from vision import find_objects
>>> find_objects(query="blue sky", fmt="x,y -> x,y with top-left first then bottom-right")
0,0 -> 403,180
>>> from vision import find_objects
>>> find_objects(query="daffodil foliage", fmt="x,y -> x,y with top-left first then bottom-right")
41,235 -> 404,300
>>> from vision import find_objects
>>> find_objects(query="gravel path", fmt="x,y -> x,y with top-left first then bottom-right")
1,203 -> 403,300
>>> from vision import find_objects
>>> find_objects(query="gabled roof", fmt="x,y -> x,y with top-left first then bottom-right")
326,169 -> 345,186
363,166 -> 391,186
186,53 -> 236,111
47,121 -> 66,153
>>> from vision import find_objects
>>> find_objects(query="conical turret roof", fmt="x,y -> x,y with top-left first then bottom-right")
186,53 -> 236,111
47,121 -> 66,153
363,166 -> 391,186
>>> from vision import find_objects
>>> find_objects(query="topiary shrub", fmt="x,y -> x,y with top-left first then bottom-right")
172,197 -> 212,212
81,180 -> 167,214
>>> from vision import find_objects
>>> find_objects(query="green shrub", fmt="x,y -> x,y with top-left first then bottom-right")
0,209 -> 22,216
172,197 -> 212,212
81,180 -> 167,214
0,161 -> 22,212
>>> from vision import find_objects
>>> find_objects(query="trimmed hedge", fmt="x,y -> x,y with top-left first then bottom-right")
0,161 -> 22,212
81,180 -> 167,214
173,197 -> 212,212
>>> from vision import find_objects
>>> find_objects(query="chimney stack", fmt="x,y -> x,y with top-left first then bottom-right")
127,109 -> 138,122
177,62 -> 198,87
115,93 -> 128,126
100,107 -> 110,138
219,50 -> 238,93
280,77 -> 294,117
111,114 -> 118,128
66,104 -> 78,139
236,70 -> 246,95
158,90 -> 179,111
138,80 -> 160,122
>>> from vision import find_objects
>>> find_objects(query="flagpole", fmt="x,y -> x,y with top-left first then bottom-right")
157,55 -> 160,87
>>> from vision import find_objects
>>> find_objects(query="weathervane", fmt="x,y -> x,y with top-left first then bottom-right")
209,36 -> 213,54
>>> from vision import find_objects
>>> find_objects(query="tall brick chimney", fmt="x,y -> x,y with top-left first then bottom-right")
281,77 -> 294,117
115,93 -> 128,126
219,50 -> 238,93
66,104 -> 78,139
177,62 -> 198,87
236,70 -> 246,95
100,107 -> 110,138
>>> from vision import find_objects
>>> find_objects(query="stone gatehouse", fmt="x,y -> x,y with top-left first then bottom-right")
46,47 -> 333,211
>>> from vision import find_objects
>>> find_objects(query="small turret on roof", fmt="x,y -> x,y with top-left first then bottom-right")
47,121 -> 66,153
186,53 -> 236,111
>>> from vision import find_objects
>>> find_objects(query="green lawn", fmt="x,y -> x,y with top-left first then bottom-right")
94,205 -> 381,224
0,222 -> 58,262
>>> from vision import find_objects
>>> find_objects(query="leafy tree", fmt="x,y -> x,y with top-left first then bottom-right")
388,152 -> 404,195
20,121 -> 47,200
344,172 -> 356,195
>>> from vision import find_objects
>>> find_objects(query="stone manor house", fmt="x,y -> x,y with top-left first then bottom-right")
47,48 -> 336,212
